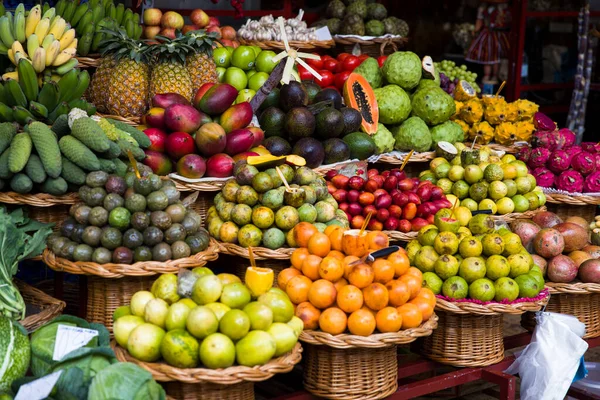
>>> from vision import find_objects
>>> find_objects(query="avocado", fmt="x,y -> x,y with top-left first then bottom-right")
340,107 -> 363,135
314,88 -> 343,109
259,88 -> 280,111
343,132 -> 376,160
284,107 -> 316,140
259,107 -> 286,138
323,138 -> 351,165
263,136 -> 292,156
292,137 -> 325,168
315,108 -> 344,139
279,81 -> 309,111
303,81 -> 321,104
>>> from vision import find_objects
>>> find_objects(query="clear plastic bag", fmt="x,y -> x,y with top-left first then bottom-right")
505,312 -> 588,400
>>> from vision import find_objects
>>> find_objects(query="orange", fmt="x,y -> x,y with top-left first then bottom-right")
324,225 -> 341,236
347,308 -> 376,336
405,267 -> 423,281
291,248 -> 310,270
318,256 -> 344,282
327,250 -> 345,261
347,264 -> 375,289
409,297 -> 434,322
328,227 -> 345,251
343,256 -> 360,279
295,301 -> 321,330
372,259 -> 395,284
319,307 -> 348,335
375,307 -> 403,333
386,280 -> 411,307
399,274 -> 422,300
308,232 -> 331,257
366,231 -> 389,250
336,284 -> 364,313
333,277 -> 348,292
301,255 -> 322,281
397,303 -> 423,329
361,305 -> 378,317
286,275 -> 313,304
388,251 -> 410,277
415,288 -> 437,308
294,222 -> 319,248
362,283 -> 389,311
307,279 -> 337,309
277,267 -> 301,290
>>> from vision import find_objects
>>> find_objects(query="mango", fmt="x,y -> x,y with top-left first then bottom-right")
219,102 -> 253,133
197,83 -> 238,116
225,129 -> 255,156
195,122 -> 227,157
193,82 -> 216,109
164,104 -> 207,134
152,93 -> 191,109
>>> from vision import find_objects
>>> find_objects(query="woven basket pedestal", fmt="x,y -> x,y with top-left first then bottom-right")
188,191 -> 214,224
546,203 -> 597,222
165,381 -> 255,400
19,280 -> 66,332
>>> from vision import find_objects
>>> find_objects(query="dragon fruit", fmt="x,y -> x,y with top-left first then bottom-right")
532,167 -> 556,188
516,146 -> 532,163
571,152 -> 597,175
581,142 -> 600,153
529,147 -> 551,168
565,145 -> 582,158
556,170 -> 584,193
533,112 -> 556,131
594,153 -> 600,170
584,171 -> 600,193
557,128 -> 576,149
531,130 -> 557,150
547,150 -> 572,174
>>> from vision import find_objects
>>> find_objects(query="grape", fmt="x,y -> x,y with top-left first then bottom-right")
435,58 -> 479,93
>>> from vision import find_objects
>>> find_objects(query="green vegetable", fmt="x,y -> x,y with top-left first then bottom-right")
87,362 -> 166,400
0,317 -> 30,392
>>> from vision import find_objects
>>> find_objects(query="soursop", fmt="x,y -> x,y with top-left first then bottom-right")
365,20 -> 385,36
341,14 -> 365,35
391,116 -> 432,152
372,123 -> 395,154
345,0 -> 367,19
384,17 -> 409,36
382,51 -> 422,90
367,3 -> 387,20
374,85 -> 411,125
326,18 -> 341,34
411,87 -> 456,126
326,0 -> 346,18
353,57 -> 383,89
430,121 -> 465,146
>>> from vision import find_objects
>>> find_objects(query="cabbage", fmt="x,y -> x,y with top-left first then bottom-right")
87,363 -> 166,400
0,318 -> 30,392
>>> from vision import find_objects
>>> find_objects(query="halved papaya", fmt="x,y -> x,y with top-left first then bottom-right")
343,73 -> 379,135
246,154 -> 307,169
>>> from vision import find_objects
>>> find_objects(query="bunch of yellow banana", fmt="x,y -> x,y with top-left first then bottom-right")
0,4 -> 78,79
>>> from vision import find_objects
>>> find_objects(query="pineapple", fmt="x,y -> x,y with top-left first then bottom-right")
88,57 -> 116,113
181,31 -> 219,94
148,37 -> 194,102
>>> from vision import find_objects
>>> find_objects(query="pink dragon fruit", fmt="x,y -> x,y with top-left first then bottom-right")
533,112 -> 557,131
581,142 -> 600,153
594,153 -> 600,170
584,171 -> 600,192
556,170 -> 584,193
531,130 -> 558,150
529,147 -> 551,168
532,167 -> 556,188
565,145 -> 582,158
571,152 -> 597,175
516,146 -> 532,163
547,150 -> 572,174
556,128 -> 576,149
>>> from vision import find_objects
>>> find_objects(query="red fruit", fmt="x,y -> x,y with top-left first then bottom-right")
143,107 -> 166,129
373,189 -> 388,198
193,83 -> 215,105
197,83 -> 238,115
232,151 -> 260,162
219,102 -> 253,133
143,150 -> 173,175
339,203 -> 349,212
374,194 -> 392,209
392,192 -> 408,207
225,129 -> 255,155
331,174 -> 350,189
363,205 -> 377,217
247,127 -> 265,147
412,177 -> 421,186
388,205 -> 402,219
427,214 -> 435,224
152,93 -> 190,109
221,26 -> 236,40
205,153 -> 234,178
358,192 -> 375,206
383,176 -> 398,191
323,58 -> 339,72
327,183 -> 337,194
298,68 -> 313,81
398,178 -> 414,191
411,218 -> 429,231
334,71 -> 351,90
176,154 -> 206,178
347,203 -> 363,216
376,208 -> 389,222
383,218 -> 399,231
351,215 -> 365,229
207,16 -> 220,27
416,203 -> 429,217
195,122 -> 226,157
305,54 -> 323,70
390,169 -> 406,180
416,185 -> 432,202
347,190 -> 360,203
367,169 -> 379,178
371,175 -> 384,188
381,171 -> 390,178
165,132 -> 196,160
190,9 -> 210,28
377,56 -> 388,68
406,192 -> 421,205
342,56 -> 360,72
364,179 -> 379,193
435,199 -> 453,209
143,128 -> 168,152
368,219 -> 383,231
332,189 -> 347,203
403,203 -> 417,220
325,170 -> 337,181
357,54 -> 369,63
337,53 -> 351,62
430,186 -> 445,200
348,176 -> 365,190
316,70 -> 334,88
398,219 -> 411,233
164,104 -> 205,133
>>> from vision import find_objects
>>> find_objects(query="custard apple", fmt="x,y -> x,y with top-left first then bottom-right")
326,18 -> 342,34
391,116 -> 432,152
430,121 -> 465,145
345,0 -> 367,19
374,84 -> 411,125
411,87 -> 456,126
367,3 -> 387,20
381,51 -> 422,90
326,0 -> 346,19
341,14 -> 365,35
383,17 -> 409,36
365,20 -> 385,36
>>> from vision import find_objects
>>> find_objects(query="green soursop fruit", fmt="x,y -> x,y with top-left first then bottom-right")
341,14 -> 365,35
411,87 -> 456,125
382,51 -> 422,90
345,0 -> 367,19
326,0 -> 346,18
367,3 -> 387,20
374,84 -> 411,125
430,121 -> 465,146
416,79 -> 440,91
384,16 -> 409,36
327,18 -> 342,34
365,20 -> 385,36
372,123 -> 394,154
353,57 -> 383,89
391,116 -> 432,152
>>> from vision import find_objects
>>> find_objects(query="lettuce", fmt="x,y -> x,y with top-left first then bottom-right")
87,363 -> 166,400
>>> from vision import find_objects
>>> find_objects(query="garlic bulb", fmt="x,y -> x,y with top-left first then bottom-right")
238,10 -> 318,42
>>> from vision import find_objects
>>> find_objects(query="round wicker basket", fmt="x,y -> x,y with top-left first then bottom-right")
238,38 -> 335,51
545,201 -> 597,222
1,192 -> 78,230
300,316 -> 437,400
18,279 -> 66,333
333,36 -> 408,57
217,241 -> 294,260
96,113 -> 141,126
113,342 -> 302,400
172,179 -> 225,192
544,192 -> 600,206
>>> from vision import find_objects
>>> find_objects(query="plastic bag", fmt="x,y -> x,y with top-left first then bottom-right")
505,312 -> 588,400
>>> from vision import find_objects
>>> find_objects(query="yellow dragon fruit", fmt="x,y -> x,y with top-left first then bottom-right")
514,99 -> 539,120
494,122 -> 519,145
451,100 -> 464,120
481,95 -> 505,108
515,120 -> 535,142
468,121 -> 495,144
459,98 -> 483,124
454,119 -> 470,136
484,98 -> 509,125
505,102 -> 519,123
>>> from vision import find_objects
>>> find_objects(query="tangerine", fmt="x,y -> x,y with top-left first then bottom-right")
362,283 -> 389,311
399,274 -> 422,300
388,251 -> 410,277
295,301 -> 321,330
294,222 -> 319,248
327,250 -> 345,261
343,256 -> 360,279
409,297 -> 434,322
405,267 -> 423,281
386,280 -> 411,307
333,277 -> 348,292
415,288 -> 437,308
286,275 -> 313,304
307,279 -> 337,309
375,307 -> 403,333
319,307 -> 348,335
324,225 -> 341,236
291,248 -> 310,270
277,267 -> 301,290
319,256 -> 344,282
301,255 -> 323,281
372,259 -> 395,284
328,228 -> 345,251
397,303 -> 423,329
308,232 -> 332,257
347,264 -> 375,289
336,284 -> 364,313
347,308 -> 376,336
366,231 -> 389,250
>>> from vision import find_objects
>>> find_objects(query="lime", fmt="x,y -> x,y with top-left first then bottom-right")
255,50 -> 277,73
232,46 -> 256,71
160,329 -> 200,368
235,330 -> 276,366
216,67 -> 226,83
127,323 -> 165,362
205,302 -> 231,320
219,309 -> 250,340
267,322 -> 297,356
460,198 -> 478,211
109,207 -> 131,230
186,306 -> 219,339
219,282 -> 252,309
225,46 -> 234,54
114,315 -> 144,348
199,333 -> 236,369
512,194 -> 530,212
224,67 -> 248,91
246,69 -> 257,80
144,298 -> 169,329
165,302 -> 191,331
248,72 -> 269,92
244,301 -> 274,330
192,275 -> 223,305
250,45 -> 262,57
496,197 -> 515,215
236,89 -> 256,104
478,199 -> 498,214
213,47 -> 231,68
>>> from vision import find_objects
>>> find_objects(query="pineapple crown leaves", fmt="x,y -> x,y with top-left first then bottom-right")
100,27 -> 151,63
149,33 -> 196,65
177,30 -> 220,55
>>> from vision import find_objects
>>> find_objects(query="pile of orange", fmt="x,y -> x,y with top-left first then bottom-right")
279,223 -> 436,337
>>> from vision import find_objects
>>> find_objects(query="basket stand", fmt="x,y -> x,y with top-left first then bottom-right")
164,381 -> 255,400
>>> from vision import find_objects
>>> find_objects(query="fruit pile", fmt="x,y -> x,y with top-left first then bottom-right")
517,117 -> 600,193
0,113 -> 149,195
325,167 -> 452,232
280,227 -> 435,335
317,0 -> 408,36
207,163 -> 348,249
434,60 -> 480,94
452,92 -> 539,146
409,210 -> 544,302
422,144 -> 546,215
142,8 -> 233,43
213,46 -> 279,96
114,269 -> 302,368
298,53 -> 375,91
510,211 -> 600,284
47,169 -> 210,264
141,86 -> 264,179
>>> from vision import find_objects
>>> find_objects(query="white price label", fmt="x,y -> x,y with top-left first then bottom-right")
14,371 -> 63,400
52,325 -> 98,361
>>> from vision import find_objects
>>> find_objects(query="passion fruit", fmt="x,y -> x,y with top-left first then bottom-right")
165,204 -> 186,223
125,194 -> 147,213
151,211 -> 172,230
171,241 -> 191,259
123,229 -> 144,249
143,226 -> 164,246
165,223 -> 186,244
103,193 -> 125,212
88,187 -> 107,206
181,213 -> 201,235
101,227 -> 123,250
185,234 -> 208,254
152,242 -> 172,261
88,206 -> 108,227
73,244 -> 93,261
92,247 -> 112,264
131,212 -> 150,231
61,217 -> 77,238
74,205 -> 91,224
113,246 -> 134,264
147,190 -> 169,211
161,185 -> 180,205
86,171 -> 109,187
133,246 -> 153,262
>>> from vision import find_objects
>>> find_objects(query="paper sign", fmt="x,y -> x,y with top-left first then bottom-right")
315,26 -> 333,41
14,370 -> 63,400
52,324 -> 98,361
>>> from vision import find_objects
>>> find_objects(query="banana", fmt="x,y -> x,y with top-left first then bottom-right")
82,22 -> 95,35
42,7 -> 55,20
11,41 -> 26,57
123,8 -> 133,24
45,40 -> 60,66
41,33 -> 55,49
50,74 -> 61,83
0,103 -> 14,122
115,3 -> 125,25
0,83 -> 7,104
14,52 -> 31,64
71,3 -> 89,27
134,23 -> 142,40
54,57 -> 77,75
15,4 -> 25,16
75,10 -> 93,33
13,12 -> 25,44
1,71 -> 18,82
52,47 -> 75,67
42,2 -> 50,16
63,1 -> 77,23
132,13 -> 140,25
0,41 -> 8,55
91,4 -> 105,24
5,12 -> 14,39
34,17 -> 51,42
55,0 -> 67,17
107,3 -> 116,20
25,5 -> 41,38
17,58 -> 38,102
56,69 -> 77,103
26,33 -> 39,57
58,28 -> 74,51
29,100 -> 48,119
48,17 -> 66,40
37,81 -> 60,111
65,38 -> 77,51
77,31 -> 92,56
13,105 -> 36,124
5,79 -> 27,108
6,49 -> 15,64
0,16 -> 15,49
48,101 -> 68,123
65,70 -> 90,103
32,47 -> 46,73
125,19 -> 134,38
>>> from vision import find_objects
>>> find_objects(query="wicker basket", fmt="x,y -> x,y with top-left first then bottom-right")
1,192 -> 77,231
421,296 -> 548,367
521,282 -> 600,339
96,113 -> 141,126
172,179 -> 225,192
113,342 -> 302,400
375,152 -> 435,165
187,192 -> 215,225
300,316 -> 438,400
384,230 -> 417,242
18,279 -> 66,333
238,38 -> 335,51
545,202 -> 597,222
217,241 -> 294,260
333,36 -> 408,57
